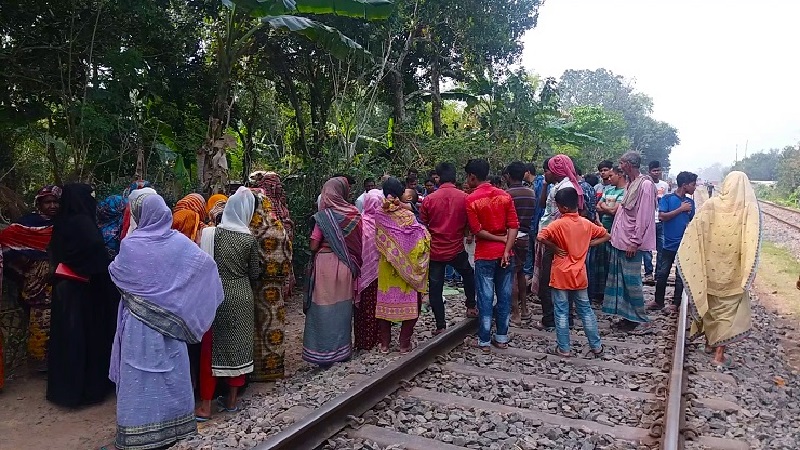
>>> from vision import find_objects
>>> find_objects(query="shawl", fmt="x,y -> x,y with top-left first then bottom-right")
0,222 -> 52,262
677,171 -> 761,319
109,194 -> 223,345
172,209 -> 201,242
49,183 -> 110,276
621,174 -> 656,210
120,180 -> 152,238
121,187 -> 157,239
357,189 -> 385,294
97,195 -> 125,254
207,194 -> 228,226
175,193 -> 207,230
34,185 -> 62,204
219,186 -> 255,234
548,155 -> 583,210
375,202 -> 430,293
249,191 -> 292,281
256,172 -> 295,241
692,185 -> 710,210
314,177 -> 362,275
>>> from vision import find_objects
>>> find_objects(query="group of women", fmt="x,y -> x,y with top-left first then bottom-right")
302,176 -> 430,366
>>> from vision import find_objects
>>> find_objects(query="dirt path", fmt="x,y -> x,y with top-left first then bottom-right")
0,293 -> 308,450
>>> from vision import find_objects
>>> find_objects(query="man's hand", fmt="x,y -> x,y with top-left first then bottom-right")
501,249 -> 512,267
554,247 -> 567,257
679,201 -> 692,213
626,244 -> 639,258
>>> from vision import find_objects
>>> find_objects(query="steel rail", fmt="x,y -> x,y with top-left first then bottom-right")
661,291 -> 689,450
252,317 -> 477,450
758,200 -> 800,231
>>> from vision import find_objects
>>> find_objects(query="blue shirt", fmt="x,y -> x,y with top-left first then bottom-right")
659,193 -> 695,251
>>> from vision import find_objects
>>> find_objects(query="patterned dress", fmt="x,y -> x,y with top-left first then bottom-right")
211,228 -> 261,376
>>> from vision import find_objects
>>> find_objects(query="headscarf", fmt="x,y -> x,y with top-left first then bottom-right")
109,194 -> 223,346
357,189 -> 385,294
97,195 -> 126,254
219,186 -> 255,234
256,172 -> 294,241
375,193 -> 431,293
175,194 -> 208,223
206,194 -> 228,226
172,209 -> 201,242
34,185 -> 62,205
49,183 -> 110,276
314,176 -> 362,274
249,191 -> 293,288
121,185 -> 157,239
547,155 -> 583,210
678,171 -> 761,319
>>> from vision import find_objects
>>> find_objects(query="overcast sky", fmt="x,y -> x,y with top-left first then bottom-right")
520,0 -> 800,173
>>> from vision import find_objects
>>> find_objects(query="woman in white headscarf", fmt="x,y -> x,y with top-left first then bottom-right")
678,171 -> 761,367
195,187 -> 261,420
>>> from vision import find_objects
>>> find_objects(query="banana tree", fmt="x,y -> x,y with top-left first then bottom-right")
197,0 -> 393,193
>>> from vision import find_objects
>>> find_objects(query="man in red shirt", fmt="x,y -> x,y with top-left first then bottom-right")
465,159 -> 519,352
420,162 -> 478,333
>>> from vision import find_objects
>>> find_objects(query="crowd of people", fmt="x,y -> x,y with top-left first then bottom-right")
0,151 -> 761,450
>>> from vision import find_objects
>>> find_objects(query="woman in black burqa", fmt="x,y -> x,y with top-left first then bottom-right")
47,183 -> 119,407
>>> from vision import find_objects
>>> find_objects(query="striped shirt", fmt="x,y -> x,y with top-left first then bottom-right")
506,183 -> 536,234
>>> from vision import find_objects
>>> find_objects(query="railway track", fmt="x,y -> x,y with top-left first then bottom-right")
758,200 -> 800,231
253,292 -> 748,450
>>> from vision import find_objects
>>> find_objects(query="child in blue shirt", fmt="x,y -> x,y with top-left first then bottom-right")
647,171 -> 697,313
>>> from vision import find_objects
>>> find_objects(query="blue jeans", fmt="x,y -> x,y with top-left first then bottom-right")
445,265 -> 461,282
642,222 -> 663,276
523,234 -> 534,277
552,288 -> 602,352
474,259 -> 513,346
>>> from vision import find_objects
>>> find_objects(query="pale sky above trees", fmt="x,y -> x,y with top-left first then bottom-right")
521,0 -> 800,173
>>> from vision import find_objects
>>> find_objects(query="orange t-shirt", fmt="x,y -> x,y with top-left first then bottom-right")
537,212 -> 608,290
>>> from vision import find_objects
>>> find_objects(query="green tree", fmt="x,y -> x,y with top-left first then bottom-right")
730,149 -> 781,181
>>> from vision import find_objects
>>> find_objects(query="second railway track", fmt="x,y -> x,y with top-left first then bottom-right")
758,200 -> 800,230
253,291 -> 749,450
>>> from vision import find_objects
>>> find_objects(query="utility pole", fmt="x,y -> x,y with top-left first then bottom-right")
744,140 -> 748,159
734,144 -> 738,165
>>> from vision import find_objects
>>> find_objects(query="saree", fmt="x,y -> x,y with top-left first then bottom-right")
109,193 -> 224,450
602,248 -> 650,323
302,177 -> 362,366
255,173 -> 296,296
120,181 -> 153,239
249,191 -> 292,381
375,202 -> 430,321
355,190 -> 384,350
678,171 -> 760,347
97,195 -> 126,256
0,216 -> 54,362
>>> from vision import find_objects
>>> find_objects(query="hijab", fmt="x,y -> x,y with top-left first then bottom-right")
50,183 -> 110,275
109,194 -> 224,345
206,194 -> 228,226
256,172 -> 294,241
218,186 -> 255,234
548,155 -> 583,210
175,194 -> 207,224
314,176 -> 362,274
172,209 -> 201,242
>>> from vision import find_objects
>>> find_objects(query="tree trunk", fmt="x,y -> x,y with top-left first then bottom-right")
390,69 -> 406,126
430,55 -> 443,137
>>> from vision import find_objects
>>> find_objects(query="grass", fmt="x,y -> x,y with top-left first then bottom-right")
756,241 -> 800,318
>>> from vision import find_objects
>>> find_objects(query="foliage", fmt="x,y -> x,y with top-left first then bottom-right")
730,149 -> 781,182
740,144 -> 800,207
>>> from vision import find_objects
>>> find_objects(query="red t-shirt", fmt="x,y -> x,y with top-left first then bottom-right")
537,212 -> 608,290
419,183 -> 468,261
466,183 -> 520,261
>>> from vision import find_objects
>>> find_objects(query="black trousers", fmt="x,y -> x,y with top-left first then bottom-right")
429,251 -> 476,330
654,249 -> 684,306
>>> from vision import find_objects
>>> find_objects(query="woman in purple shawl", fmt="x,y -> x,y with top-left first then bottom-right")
107,193 -> 224,450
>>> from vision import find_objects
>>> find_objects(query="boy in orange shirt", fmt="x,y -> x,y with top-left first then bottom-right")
537,187 -> 609,357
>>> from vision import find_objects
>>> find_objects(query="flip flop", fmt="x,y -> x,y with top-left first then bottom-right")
711,356 -> 733,368
491,339 -> 508,350
399,341 -> 417,355
195,415 -> 212,422
215,396 -> 241,413
465,336 -> 491,354
546,346 -> 571,358
590,346 -> 604,358
466,308 -> 479,318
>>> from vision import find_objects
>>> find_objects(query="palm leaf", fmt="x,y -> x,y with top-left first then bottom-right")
262,15 -> 371,61
228,0 -> 394,19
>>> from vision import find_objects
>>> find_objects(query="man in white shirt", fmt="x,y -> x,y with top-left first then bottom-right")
643,160 -> 670,285
354,177 -> 376,212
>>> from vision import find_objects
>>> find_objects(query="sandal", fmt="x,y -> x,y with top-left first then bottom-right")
590,346 -> 604,358
532,320 -> 555,332
195,415 -> 212,422
547,346 -> 571,358
399,341 -> 417,355
491,339 -> 508,350
432,328 -> 446,336
711,355 -> 733,368
378,345 -> 390,354
465,336 -> 491,354
466,308 -> 479,318
215,396 -> 241,413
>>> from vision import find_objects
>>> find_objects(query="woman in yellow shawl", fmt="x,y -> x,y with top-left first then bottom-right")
375,178 -> 431,354
677,171 -> 761,367
206,194 -> 228,226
